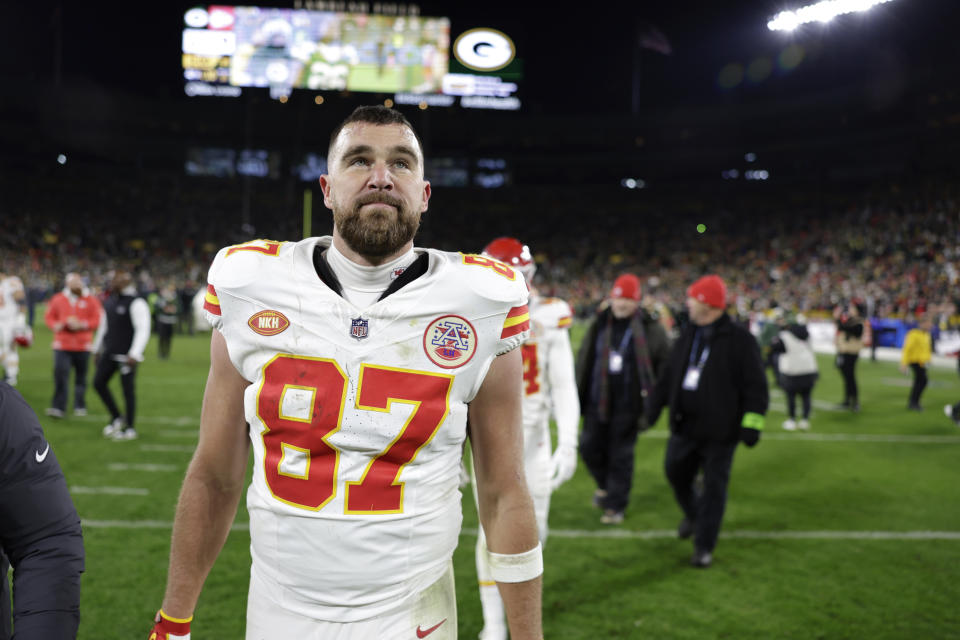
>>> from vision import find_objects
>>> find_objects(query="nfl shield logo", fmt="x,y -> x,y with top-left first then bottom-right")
350,317 -> 369,341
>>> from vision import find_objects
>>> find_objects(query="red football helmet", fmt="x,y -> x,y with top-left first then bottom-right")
14,327 -> 32,348
482,237 -> 536,282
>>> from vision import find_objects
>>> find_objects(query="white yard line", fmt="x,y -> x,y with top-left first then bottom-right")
78,520 -> 960,540
107,463 -> 179,472
520,528 -> 960,541
74,414 -> 198,426
642,430 -> 960,444
71,486 -> 149,496
159,430 -> 199,439
139,444 -> 197,453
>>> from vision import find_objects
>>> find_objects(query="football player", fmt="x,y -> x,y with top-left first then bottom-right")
0,271 -> 29,386
150,106 -> 543,640
472,237 -> 580,640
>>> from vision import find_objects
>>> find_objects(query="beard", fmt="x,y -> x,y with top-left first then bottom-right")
333,191 -> 421,261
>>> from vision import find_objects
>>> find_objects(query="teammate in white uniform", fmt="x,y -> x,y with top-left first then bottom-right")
150,107 -> 544,640
0,272 -> 30,386
473,237 -> 580,640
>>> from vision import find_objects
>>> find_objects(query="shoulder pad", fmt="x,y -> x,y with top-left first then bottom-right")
438,251 -> 529,305
208,239 -> 291,290
533,296 -> 573,329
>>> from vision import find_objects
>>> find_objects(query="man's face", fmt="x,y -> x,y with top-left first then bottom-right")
112,271 -> 132,291
610,297 -> 639,319
66,273 -> 83,294
686,297 -> 715,326
320,122 -> 431,261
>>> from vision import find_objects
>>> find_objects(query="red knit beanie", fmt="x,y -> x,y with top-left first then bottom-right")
610,273 -> 641,301
687,275 -> 727,308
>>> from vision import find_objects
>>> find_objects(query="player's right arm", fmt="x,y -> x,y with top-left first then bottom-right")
158,329 -> 251,620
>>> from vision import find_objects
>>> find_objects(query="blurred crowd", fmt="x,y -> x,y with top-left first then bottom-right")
3,163 -> 958,330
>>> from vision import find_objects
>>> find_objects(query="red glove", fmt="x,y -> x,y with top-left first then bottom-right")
149,609 -> 192,640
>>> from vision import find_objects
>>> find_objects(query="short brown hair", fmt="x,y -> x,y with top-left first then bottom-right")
327,105 -> 423,160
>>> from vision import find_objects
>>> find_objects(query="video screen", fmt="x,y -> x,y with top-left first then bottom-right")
182,6 -> 450,95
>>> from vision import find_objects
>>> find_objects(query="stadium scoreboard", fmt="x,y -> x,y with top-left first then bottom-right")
181,5 -> 522,110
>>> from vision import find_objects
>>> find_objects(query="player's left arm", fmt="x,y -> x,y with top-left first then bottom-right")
545,327 -> 580,490
470,348 -> 543,640
128,297 -> 152,363
738,331 -> 770,446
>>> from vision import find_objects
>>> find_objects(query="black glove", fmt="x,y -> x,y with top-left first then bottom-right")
740,427 -> 761,448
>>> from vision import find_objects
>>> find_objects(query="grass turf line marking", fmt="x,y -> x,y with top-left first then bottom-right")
159,430 -> 199,439
77,520 -> 960,541
643,431 -> 960,444
108,463 -> 179,472
71,486 -> 149,496
466,528 -> 960,541
73,413 -> 198,426
139,444 -> 196,453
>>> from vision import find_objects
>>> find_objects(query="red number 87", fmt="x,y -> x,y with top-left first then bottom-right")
256,355 -> 453,513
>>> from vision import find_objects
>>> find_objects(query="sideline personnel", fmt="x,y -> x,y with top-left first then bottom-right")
646,275 -> 768,568
0,382 -> 84,639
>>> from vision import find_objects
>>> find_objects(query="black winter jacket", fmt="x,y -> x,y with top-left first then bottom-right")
576,306 -> 672,428
646,313 -> 769,443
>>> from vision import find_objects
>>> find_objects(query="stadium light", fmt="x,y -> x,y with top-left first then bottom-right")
768,0 -> 896,32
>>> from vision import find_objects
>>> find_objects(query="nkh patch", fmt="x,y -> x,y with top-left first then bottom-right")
423,315 -> 477,369
350,317 -> 370,340
247,310 -> 290,336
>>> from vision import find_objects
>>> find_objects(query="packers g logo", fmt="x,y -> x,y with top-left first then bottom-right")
453,28 -> 516,72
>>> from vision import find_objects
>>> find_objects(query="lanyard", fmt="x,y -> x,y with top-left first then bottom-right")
613,326 -> 633,355
689,330 -> 711,369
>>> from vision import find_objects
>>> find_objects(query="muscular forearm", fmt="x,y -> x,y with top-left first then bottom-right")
482,488 -> 543,640
161,464 -> 245,618
497,578 -> 543,640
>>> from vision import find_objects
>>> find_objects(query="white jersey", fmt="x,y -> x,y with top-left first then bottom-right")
0,276 -> 24,324
520,294 -> 580,459
203,237 -> 530,622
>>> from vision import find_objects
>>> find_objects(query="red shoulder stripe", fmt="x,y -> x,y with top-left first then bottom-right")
203,284 -> 221,316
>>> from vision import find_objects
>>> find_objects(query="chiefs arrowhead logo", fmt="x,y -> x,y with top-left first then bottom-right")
248,310 -> 290,336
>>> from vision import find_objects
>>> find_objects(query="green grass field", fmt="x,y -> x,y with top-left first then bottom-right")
8,317 -> 960,639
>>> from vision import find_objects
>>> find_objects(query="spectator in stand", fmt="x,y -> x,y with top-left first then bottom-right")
834,301 -> 865,412
901,315 -> 934,411
43,273 -> 103,418
771,313 -> 819,430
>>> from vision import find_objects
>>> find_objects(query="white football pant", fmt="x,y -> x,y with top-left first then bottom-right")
246,561 -> 456,640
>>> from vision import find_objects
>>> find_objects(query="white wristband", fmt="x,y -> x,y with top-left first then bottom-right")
488,542 -> 544,583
